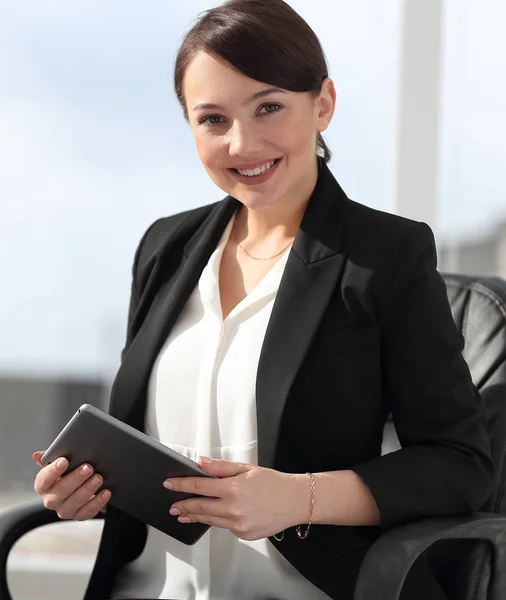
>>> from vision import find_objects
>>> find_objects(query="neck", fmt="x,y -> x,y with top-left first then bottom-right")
234,157 -> 319,245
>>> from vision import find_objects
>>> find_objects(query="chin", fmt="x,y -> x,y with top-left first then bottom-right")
232,190 -> 283,211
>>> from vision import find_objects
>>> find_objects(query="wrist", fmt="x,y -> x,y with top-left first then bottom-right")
286,472 -> 313,527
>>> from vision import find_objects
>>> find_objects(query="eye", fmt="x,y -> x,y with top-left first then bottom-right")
198,114 -> 224,127
259,102 -> 283,115
197,102 -> 283,127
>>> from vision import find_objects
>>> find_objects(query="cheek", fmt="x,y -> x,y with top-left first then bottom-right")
193,132 -> 219,166
277,113 -> 318,158
192,133 -> 231,188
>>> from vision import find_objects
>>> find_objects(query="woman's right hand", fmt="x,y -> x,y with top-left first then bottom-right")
32,451 -> 111,520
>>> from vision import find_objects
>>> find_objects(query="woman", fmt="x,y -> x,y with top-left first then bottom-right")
33,0 -> 493,599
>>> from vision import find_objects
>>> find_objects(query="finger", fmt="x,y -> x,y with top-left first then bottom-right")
170,497 -> 233,519
177,513 -> 232,530
56,474 -> 106,519
73,489 -> 112,521
197,457 -> 252,477
46,464 -> 96,509
163,475 -> 226,498
36,460 -> 94,504
32,451 -> 45,467
34,457 -> 72,495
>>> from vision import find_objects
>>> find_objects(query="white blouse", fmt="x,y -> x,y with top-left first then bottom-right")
112,213 -> 331,600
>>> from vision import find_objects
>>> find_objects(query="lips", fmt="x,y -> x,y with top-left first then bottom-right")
228,157 -> 283,186
230,157 -> 282,172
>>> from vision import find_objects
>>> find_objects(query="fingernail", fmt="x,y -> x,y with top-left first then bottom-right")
200,456 -> 213,464
56,458 -> 68,469
80,464 -> 92,476
163,481 -> 173,489
101,490 -> 111,500
178,516 -> 191,523
169,507 -> 180,516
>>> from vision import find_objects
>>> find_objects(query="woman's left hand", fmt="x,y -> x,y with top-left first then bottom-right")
163,458 -> 306,541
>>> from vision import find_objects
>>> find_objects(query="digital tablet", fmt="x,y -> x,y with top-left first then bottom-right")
40,403 -> 216,545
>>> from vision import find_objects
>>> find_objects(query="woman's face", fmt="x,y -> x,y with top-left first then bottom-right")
182,51 -> 335,212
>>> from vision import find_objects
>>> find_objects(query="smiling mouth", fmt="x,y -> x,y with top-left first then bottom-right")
232,158 -> 282,177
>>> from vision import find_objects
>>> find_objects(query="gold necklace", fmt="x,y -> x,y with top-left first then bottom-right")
237,239 -> 293,261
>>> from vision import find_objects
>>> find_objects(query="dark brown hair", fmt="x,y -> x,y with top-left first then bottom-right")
174,0 -> 332,163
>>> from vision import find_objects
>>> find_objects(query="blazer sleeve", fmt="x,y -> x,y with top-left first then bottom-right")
350,222 -> 493,532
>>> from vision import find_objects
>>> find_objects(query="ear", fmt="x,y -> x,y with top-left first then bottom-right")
316,77 -> 336,134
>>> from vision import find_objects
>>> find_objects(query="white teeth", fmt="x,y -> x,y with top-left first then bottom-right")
237,160 -> 277,177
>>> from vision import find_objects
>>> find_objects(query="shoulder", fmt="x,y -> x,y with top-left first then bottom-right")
134,201 -> 220,269
345,198 -> 436,250
338,198 -> 440,323
140,201 -> 219,252
343,198 -> 437,270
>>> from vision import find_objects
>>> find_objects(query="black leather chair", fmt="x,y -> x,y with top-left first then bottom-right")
1,273 -> 505,600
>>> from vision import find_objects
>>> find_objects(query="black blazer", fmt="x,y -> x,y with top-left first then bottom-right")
85,158 -> 493,600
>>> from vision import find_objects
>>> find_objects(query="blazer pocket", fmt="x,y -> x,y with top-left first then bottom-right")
315,326 -> 379,351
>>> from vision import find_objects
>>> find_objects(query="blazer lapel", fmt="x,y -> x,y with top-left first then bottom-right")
256,160 -> 349,467
110,196 -> 240,427
110,157 -> 350,465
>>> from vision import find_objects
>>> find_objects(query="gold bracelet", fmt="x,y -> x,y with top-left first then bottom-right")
272,472 -> 315,543
296,472 -> 315,540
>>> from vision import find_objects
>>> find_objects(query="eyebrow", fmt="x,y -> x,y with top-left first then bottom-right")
192,87 -> 287,112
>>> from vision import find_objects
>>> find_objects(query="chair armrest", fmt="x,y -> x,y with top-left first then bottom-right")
354,512 -> 506,600
0,500 -> 104,600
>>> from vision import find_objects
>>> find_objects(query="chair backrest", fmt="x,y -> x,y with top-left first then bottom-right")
381,273 -> 506,600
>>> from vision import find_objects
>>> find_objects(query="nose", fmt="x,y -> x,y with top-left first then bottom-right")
227,120 -> 263,157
